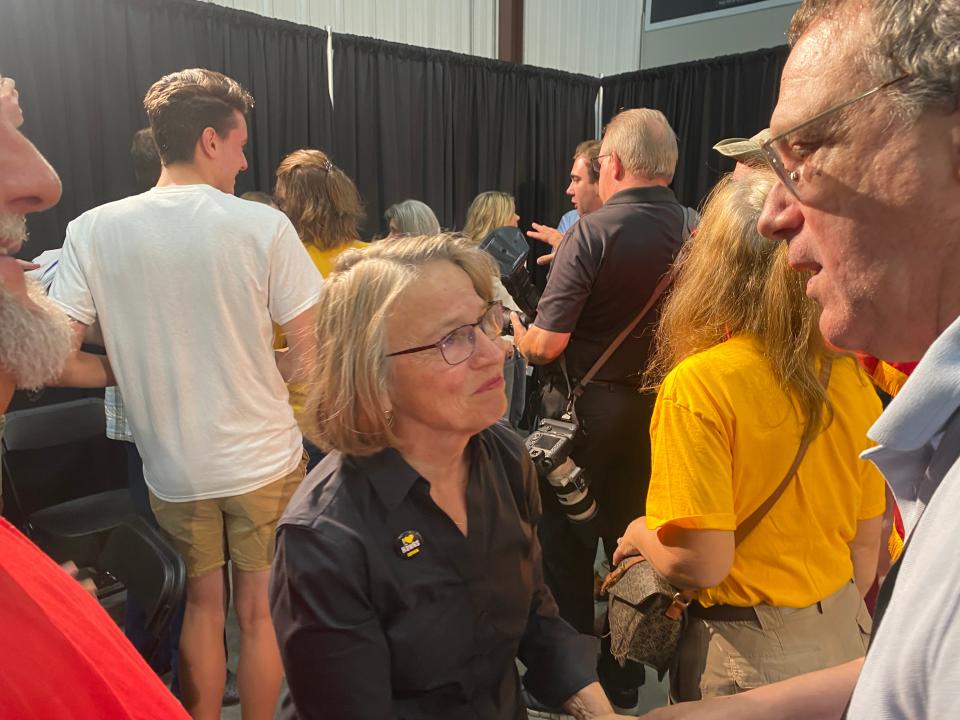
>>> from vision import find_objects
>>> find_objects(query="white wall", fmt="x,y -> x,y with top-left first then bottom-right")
200,0 -> 497,57
522,0 -> 642,78
202,0 -> 798,76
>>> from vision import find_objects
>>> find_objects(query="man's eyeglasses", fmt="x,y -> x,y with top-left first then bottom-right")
590,154 -> 612,176
760,74 -> 910,197
385,301 -> 503,366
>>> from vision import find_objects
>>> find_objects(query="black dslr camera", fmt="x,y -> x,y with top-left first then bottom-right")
525,416 -> 600,547
479,226 -> 541,321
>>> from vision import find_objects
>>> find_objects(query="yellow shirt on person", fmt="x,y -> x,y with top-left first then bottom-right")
645,334 -> 886,609
277,240 -> 367,416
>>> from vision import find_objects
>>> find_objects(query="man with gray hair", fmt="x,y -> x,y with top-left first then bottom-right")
514,108 -> 687,710
637,1 -> 960,718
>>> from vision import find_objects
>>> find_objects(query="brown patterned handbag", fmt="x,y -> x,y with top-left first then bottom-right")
602,362 -> 829,678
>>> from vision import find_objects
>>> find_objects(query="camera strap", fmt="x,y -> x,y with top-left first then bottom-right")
566,269 -> 675,409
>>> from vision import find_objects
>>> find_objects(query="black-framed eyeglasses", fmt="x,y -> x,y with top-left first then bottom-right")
385,301 -> 503,366
590,154 -> 612,176
760,73 -> 910,198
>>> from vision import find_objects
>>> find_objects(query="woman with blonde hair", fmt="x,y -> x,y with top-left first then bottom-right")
463,191 -> 519,246
463,191 -> 525,427
614,170 -> 885,700
274,148 -> 366,275
270,233 -> 614,719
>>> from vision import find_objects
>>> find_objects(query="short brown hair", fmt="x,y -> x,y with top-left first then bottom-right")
274,149 -> 364,251
143,68 -> 253,166
573,139 -> 602,182
302,234 -> 495,456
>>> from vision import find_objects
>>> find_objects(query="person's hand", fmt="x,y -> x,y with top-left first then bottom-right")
527,222 -> 563,249
61,561 -> 97,599
612,516 -> 648,566
527,223 -> 564,266
510,311 -> 527,349
15,259 -> 40,271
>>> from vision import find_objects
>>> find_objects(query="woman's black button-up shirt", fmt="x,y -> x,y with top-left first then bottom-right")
270,421 -> 597,719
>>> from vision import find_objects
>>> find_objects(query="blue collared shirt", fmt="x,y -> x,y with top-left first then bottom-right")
848,313 -> 960,718
556,209 -> 579,235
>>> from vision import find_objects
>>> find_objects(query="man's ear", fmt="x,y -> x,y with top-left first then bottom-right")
611,151 -> 626,181
196,126 -> 219,160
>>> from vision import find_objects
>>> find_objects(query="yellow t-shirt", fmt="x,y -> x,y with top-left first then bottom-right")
277,240 -> 367,415
304,240 -> 367,277
645,335 -> 886,608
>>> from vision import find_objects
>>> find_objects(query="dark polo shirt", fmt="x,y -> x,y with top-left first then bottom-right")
270,421 -> 596,720
535,185 -> 685,383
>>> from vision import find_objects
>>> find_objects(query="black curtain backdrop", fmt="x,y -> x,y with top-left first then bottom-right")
332,34 -> 599,242
601,45 -> 789,209
0,0 -> 333,255
2,0 -> 788,256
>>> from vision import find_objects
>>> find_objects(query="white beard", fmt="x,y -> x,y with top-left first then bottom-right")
0,277 -> 74,390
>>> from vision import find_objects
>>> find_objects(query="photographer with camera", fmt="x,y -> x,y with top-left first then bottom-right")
513,108 -> 687,710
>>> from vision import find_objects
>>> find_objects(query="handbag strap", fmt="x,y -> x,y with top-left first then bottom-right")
733,359 -> 832,546
568,270 -> 674,404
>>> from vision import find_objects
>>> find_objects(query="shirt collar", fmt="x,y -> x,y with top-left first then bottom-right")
868,313 -> 960,451
603,185 -> 678,207
351,447 -> 422,510
352,434 -> 485,510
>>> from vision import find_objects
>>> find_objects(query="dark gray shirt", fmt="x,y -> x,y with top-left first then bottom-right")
270,421 -> 597,720
535,185 -> 685,383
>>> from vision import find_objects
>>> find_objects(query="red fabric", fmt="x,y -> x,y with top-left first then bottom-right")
0,518 -> 189,719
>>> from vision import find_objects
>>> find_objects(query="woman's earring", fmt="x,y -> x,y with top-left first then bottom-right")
384,408 -> 394,426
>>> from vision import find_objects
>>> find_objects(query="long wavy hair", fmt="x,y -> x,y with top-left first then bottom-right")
644,171 -> 835,443
274,148 -> 364,251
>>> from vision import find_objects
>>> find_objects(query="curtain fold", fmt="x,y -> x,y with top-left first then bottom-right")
332,33 -> 599,243
2,0 -> 786,255
0,0 -> 334,253
601,46 -> 789,208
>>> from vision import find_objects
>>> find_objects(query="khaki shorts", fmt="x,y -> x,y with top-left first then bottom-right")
672,580 -> 872,701
149,453 -> 307,577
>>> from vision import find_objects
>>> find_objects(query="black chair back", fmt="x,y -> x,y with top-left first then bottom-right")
97,515 -> 186,665
2,398 -> 127,531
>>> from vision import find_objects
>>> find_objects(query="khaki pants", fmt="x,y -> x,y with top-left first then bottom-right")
149,452 -> 307,577
672,581 -> 872,701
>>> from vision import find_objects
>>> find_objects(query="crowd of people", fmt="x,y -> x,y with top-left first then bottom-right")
1,0 -> 959,718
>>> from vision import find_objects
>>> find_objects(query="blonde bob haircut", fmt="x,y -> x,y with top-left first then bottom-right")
462,191 -> 516,246
302,233 -> 496,456
644,170 -> 837,445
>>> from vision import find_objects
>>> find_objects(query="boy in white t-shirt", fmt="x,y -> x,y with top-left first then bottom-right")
51,68 -> 321,719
